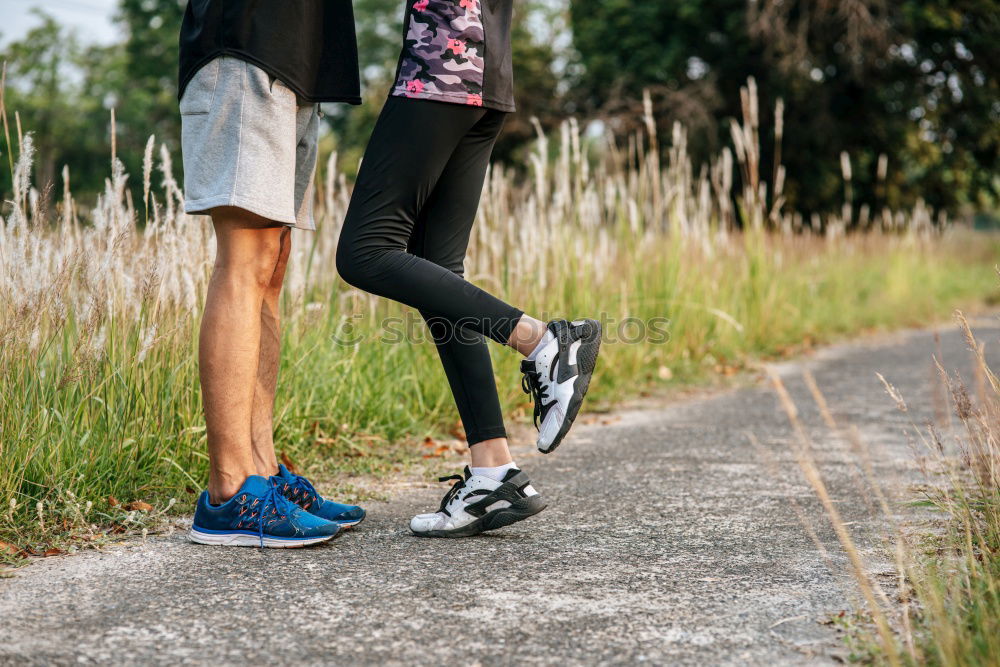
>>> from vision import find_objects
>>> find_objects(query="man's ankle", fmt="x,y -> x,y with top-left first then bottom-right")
208,469 -> 257,505
254,460 -> 280,479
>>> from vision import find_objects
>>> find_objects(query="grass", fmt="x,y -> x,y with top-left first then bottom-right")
768,312 -> 1000,665
2,80 -> 999,565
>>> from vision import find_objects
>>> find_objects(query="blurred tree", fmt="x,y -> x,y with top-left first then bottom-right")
112,0 -> 186,187
8,0 -> 992,218
0,3 -> 185,211
321,0 -> 405,177
3,0 -> 567,202
569,0 -> 1000,215
891,0 -> 1000,211
495,1 -> 563,162
0,12 -> 122,206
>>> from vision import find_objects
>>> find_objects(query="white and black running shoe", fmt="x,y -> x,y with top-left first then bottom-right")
521,318 -> 602,453
409,467 -> 547,538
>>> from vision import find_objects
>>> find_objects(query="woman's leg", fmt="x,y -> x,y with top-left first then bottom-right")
337,98 -> 524,346
406,110 -> 510,453
339,99 -> 602,463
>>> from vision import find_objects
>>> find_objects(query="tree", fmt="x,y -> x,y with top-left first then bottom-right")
112,0 -> 186,187
1,12 -> 123,206
569,0 -> 1000,216
0,3 -> 187,210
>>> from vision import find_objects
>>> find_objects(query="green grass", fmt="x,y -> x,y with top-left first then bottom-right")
895,324 -> 1000,666
769,312 -> 1000,666
2,227 -> 998,556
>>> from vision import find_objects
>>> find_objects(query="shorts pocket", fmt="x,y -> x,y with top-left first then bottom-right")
179,59 -> 221,116
248,63 -> 297,110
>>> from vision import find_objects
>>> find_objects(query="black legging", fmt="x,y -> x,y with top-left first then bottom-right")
337,97 -> 523,445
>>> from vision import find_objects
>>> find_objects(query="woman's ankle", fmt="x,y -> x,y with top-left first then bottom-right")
469,437 -> 514,467
507,315 -> 547,357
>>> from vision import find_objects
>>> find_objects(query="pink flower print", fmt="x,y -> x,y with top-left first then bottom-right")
446,39 -> 467,55
466,93 -> 483,107
406,79 -> 425,96
413,0 -> 429,10
459,0 -> 476,9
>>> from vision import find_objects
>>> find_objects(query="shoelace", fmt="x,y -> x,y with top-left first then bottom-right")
521,369 -> 550,428
236,486 -> 292,548
277,471 -> 321,510
436,474 -> 467,516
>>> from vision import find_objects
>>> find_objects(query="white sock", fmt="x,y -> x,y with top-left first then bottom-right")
527,330 -> 555,361
471,462 -> 518,481
470,463 -> 538,497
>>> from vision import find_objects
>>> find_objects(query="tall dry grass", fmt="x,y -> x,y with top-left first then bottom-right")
768,312 -> 1000,664
0,79 -> 997,553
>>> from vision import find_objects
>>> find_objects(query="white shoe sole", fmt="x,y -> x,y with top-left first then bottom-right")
189,528 -> 336,548
411,495 -> 548,538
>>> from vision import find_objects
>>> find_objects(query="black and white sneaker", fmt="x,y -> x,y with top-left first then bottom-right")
409,467 -> 547,538
521,319 -> 602,453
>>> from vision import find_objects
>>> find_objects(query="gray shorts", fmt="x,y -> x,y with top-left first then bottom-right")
180,56 -> 320,230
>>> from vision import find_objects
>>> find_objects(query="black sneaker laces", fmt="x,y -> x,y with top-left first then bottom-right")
521,365 -> 552,428
437,474 -> 467,516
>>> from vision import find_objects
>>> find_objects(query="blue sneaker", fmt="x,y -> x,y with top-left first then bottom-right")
190,475 -> 340,548
271,464 -> 367,527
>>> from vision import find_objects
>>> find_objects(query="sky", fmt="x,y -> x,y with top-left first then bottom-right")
0,0 -> 120,47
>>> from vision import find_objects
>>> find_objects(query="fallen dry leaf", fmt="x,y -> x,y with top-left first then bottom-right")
279,451 -> 298,473
0,540 -> 20,556
125,501 -> 153,512
422,436 -> 437,448
43,548 -> 65,557
449,421 -> 466,441
107,496 -> 120,507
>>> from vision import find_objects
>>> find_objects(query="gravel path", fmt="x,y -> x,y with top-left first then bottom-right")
1,322 -> 990,665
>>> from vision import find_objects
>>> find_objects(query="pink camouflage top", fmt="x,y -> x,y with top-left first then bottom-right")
391,0 -> 515,112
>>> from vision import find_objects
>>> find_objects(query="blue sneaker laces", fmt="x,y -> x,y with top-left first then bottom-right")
233,485 -> 296,548
275,471 -> 324,510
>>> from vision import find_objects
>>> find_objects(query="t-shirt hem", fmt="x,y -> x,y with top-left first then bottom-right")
390,87 -> 515,113
178,50 -> 362,105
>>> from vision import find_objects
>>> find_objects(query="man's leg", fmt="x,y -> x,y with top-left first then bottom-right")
200,207 -> 286,504
249,227 -> 292,478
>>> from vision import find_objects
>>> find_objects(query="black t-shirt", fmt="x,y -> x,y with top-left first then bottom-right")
178,0 -> 361,105
391,0 -> 514,112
